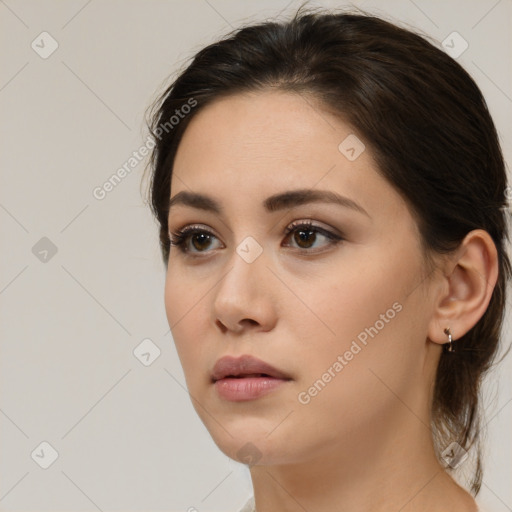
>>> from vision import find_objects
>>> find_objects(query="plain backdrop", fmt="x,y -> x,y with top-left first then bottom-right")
0,1 -> 511,511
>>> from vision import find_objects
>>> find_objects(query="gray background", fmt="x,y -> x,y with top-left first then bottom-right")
0,0 -> 511,511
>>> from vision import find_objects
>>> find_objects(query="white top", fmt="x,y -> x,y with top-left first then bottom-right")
238,495 -> 255,512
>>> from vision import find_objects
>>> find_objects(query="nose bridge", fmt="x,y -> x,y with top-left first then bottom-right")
219,235 -> 267,298
212,235 -> 275,330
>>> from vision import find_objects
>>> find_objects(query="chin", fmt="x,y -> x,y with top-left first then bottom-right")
206,425 -> 304,467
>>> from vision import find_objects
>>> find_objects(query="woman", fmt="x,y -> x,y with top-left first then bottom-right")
144,7 -> 510,512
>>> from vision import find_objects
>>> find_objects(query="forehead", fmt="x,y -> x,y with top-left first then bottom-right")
174,91 -> 349,172
170,91 -> 401,218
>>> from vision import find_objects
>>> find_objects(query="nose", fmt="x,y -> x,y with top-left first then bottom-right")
212,245 -> 277,334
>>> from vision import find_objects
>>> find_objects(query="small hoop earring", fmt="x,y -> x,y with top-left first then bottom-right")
444,327 -> 454,352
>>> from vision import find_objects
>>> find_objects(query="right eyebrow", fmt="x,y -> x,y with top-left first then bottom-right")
168,190 -> 223,214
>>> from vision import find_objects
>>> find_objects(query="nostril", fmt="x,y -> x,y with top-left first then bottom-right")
215,319 -> 228,333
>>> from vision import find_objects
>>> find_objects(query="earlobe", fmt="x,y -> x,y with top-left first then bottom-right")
427,229 -> 499,347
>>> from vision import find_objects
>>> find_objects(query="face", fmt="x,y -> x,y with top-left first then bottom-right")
165,91 -> 440,466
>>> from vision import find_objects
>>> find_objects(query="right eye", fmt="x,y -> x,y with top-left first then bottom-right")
169,225 -> 223,255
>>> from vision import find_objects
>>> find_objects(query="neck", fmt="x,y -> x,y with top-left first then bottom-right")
248,407 -> 477,512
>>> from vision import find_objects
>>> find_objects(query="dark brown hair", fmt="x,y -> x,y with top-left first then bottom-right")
144,7 -> 511,495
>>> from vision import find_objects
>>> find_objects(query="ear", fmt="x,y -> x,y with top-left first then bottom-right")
427,229 -> 499,346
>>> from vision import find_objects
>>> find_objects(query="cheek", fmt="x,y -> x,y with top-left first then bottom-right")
290,284 -> 416,452
312,258 -> 408,346
164,269 -> 182,328
295,248 -> 423,397
164,267 -> 209,377
164,261 -> 211,327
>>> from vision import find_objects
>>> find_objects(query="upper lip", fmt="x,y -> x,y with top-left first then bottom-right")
211,355 -> 292,382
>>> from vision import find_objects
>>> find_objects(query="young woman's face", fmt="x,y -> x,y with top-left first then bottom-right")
165,91 -> 441,466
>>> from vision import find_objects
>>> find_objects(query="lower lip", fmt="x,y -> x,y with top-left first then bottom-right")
213,377 -> 290,401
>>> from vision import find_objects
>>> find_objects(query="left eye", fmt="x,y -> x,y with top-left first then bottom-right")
282,221 -> 342,251
169,221 -> 342,255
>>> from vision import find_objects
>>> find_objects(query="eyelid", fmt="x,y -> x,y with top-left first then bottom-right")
283,219 -> 343,238
170,223 -> 220,237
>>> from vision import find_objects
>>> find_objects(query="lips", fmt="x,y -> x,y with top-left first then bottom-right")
211,355 -> 292,382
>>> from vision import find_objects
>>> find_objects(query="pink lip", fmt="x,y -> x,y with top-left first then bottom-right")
214,376 -> 289,401
211,355 -> 292,402
211,354 -> 292,381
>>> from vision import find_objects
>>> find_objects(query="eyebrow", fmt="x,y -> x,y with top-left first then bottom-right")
168,189 -> 370,217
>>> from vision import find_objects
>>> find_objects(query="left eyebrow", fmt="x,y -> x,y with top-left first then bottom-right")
263,189 -> 370,217
168,188 -> 370,218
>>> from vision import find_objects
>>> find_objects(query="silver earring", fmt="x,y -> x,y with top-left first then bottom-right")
444,327 -> 454,352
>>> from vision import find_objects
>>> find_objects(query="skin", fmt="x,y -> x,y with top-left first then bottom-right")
164,91 -> 497,512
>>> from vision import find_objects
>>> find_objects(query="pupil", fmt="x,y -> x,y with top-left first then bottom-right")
193,233 -> 211,250
295,229 -> 315,248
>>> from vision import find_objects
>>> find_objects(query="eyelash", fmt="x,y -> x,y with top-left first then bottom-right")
168,220 -> 343,257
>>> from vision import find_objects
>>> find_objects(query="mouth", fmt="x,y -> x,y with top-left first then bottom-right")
211,355 -> 292,401
214,373 -> 278,380
211,355 -> 292,383
212,375 -> 291,401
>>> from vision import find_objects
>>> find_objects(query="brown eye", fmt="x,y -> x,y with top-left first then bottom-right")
191,233 -> 213,251
283,221 -> 343,252
169,226 -> 222,254
293,228 -> 318,249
